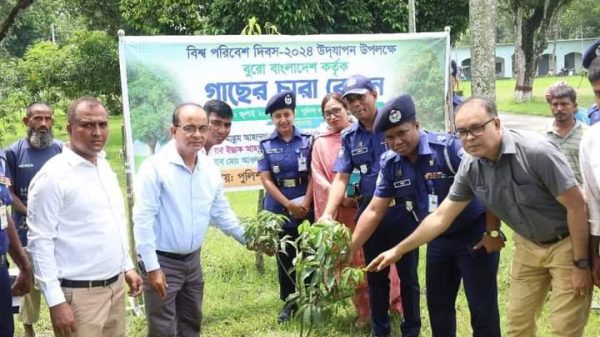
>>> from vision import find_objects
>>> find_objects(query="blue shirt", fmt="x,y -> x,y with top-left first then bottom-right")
375,131 -> 485,240
0,151 -> 13,255
589,104 -> 600,126
574,107 -> 591,125
334,119 -> 388,197
257,127 -> 313,228
5,138 -> 62,245
133,140 -> 245,272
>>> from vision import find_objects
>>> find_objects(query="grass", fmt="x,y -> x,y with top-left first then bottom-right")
459,75 -> 595,116
5,77 -> 600,336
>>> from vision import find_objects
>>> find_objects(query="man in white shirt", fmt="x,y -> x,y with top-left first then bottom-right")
27,97 -> 142,337
133,103 -> 248,337
580,121 -> 600,287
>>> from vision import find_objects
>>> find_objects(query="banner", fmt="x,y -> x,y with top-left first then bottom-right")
118,33 -> 451,191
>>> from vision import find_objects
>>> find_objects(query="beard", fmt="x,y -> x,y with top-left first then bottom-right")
28,127 -> 54,149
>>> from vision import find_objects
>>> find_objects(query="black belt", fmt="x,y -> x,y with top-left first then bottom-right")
157,250 -> 194,261
60,274 -> 119,288
0,254 -> 6,267
276,177 -> 306,188
533,232 -> 570,246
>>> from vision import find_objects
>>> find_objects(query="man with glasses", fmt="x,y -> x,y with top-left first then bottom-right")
351,94 -> 501,337
367,96 -> 592,337
320,75 -> 421,337
202,99 -> 233,156
133,103 -> 249,337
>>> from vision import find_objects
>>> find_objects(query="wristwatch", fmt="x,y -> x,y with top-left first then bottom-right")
487,229 -> 500,238
573,259 -> 590,269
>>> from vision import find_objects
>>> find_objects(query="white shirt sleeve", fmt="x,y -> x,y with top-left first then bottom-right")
26,169 -> 65,307
580,128 -> 600,235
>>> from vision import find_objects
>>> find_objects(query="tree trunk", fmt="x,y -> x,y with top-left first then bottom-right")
0,0 -> 34,42
147,139 -> 157,154
510,0 -> 572,102
469,0 -> 497,101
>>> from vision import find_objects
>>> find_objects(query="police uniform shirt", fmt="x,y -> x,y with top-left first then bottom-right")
375,131 -> 485,236
448,128 -> 576,242
0,151 -> 13,255
257,127 -> 312,227
333,119 -> 388,198
5,138 -> 62,245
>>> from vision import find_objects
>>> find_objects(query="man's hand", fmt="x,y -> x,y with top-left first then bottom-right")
591,255 -> 600,287
366,247 -> 403,272
11,268 -> 32,297
148,269 -> 168,300
125,270 -> 143,297
571,267 -> 593,296
473,233 -> 505,253
50,302 -> 77,335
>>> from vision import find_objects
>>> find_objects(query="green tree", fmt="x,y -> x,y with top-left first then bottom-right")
558,0 -> 600,39
509,0 -> 573,102
126,63 -> 180,154
0,0 -> 34,43
120,0 -> 210,35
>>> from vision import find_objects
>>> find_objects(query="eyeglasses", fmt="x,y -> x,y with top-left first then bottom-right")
454,117 -> 496,139
323,107 -> 343,119
176,124 -> 209,135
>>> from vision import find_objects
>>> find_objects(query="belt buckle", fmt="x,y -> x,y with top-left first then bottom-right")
283,179 -> 296,188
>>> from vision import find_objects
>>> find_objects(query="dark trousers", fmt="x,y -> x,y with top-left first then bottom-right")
363,220 -> 421,337
0,265 -> 13,337
143,251 -> 204,337
277,227 -> 299,302
426,239 -> 500,337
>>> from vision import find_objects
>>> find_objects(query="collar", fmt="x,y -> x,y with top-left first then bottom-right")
545,119 -> 581,137
477,127 -> 515,165
163,139 -> 196,168
393,131 -> 432,163
63,146 -> 105,167
267,126 -> 302,141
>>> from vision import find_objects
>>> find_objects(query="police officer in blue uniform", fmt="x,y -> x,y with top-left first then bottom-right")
0,150 -> 31,337
583,37 -> 600,125
352,94 -> 501,337
257,91 -> 314,322
321,75 -> 421,337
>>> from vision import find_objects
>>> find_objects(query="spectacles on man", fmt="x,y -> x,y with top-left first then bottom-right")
454,117 -> 496,139
323,107 -> 343,119
176,124 -> 209,135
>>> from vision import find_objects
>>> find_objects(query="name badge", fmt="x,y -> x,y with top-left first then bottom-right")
393,179 -> 412,188
428,194 -> 438,212
298,156 -> 307,172
0,205 -> 7,230
266,148 -> 283,154
351,147 -> 368,156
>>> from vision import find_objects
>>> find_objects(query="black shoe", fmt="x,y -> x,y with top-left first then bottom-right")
277,303 -> 297,323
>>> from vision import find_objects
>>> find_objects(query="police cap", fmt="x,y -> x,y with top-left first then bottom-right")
342,74 -> 375,98
583,37 -> 600,69
265,91 -> 295,115
373,94 -> 417,133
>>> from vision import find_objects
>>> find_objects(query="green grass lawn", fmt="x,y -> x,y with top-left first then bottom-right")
5,80 -> 600,336
459,75 -> 595,116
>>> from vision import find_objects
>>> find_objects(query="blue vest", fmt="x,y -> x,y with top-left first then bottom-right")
257,127 -> 313,228
333,120 -> 388,197
589,104 -> 600,126
375,131 -> 485,238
